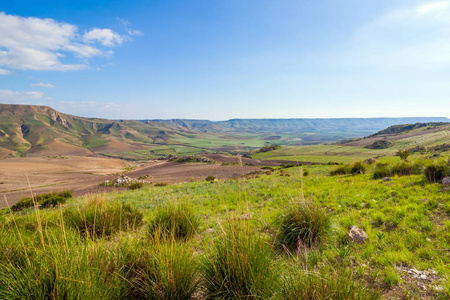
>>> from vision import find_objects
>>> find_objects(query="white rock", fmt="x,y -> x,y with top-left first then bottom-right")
443,177 -> 450,186
346,226 -> 368,244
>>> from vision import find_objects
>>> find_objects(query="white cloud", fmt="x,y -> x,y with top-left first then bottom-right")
83,28 -> 124,47
0,68 -> 12,75
31,82 -> 54,88
0,89 -> 44,103
0,12 -> 139,73
347,1 -> 450,68
127,29 -> 143,36
417,1 -> 449,14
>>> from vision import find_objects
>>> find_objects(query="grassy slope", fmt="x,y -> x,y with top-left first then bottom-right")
251,124 -> 450,164
0,104 -> 193,157
1,157 -> 449,298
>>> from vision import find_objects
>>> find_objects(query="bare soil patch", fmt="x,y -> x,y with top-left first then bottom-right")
0,156 -> 129,207
125,161 -> 261,184
0,146 -> 13,158
0,155 -> 264,208
26,140 -> 92,157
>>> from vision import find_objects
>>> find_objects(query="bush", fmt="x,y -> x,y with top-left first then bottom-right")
257,144 -> 280,153
390,162 -> 414,176
205,175 -> 216,182
424,163 -> 449,183
396,149 -> 410,161
277,200 -> 332,250
350,161 -> 366,175
330,165 -> 351,176
129,182 -> 143,190
364,140 -> 393,149
303,169 -> 309,177
202,221 -> 274,299
148,201 -> 200,240
63,196 -> 144,238
154,182 -> 168,187
373,163 -> 391,179
11,191 -> 72,211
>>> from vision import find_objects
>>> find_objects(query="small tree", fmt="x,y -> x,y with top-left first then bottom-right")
396,149 -> 410,161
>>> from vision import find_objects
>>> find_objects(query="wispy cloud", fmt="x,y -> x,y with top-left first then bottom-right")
0,89 -> 128,118
31,82 -> 54,88
0,89 -> 44,103
117,17 -> 143,37
347,1 -> 450,68
0,12 -> 140,73
0,68 -> 12,75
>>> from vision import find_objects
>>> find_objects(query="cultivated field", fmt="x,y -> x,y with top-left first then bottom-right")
0,155 -> 264,207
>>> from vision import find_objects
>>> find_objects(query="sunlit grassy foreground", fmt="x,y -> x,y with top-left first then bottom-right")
0,157 -> 449,299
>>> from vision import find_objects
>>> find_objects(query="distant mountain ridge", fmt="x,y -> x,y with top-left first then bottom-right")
0,103 -> 448,158
147,117 -> 450,135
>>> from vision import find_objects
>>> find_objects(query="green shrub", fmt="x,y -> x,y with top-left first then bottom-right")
205,175 -> 216,182
63,196 -> 144,238
350,161 -> 366,175
424,162 -> 449,183
202,221 -> 274,299
390,162 -> 414,176
261,166 -> 274,170
330,165 -> 351,176
154,182 -> 168,187
11,191 -> 72,211
129,182 -> 143,190
396,149 -> 411,161
277,200 -> 332,250
373,163 -> 391,179
148,201 -> 200,240
303,169 -> 309,177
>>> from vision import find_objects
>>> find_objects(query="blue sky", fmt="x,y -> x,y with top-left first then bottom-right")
1,0 -> 449,120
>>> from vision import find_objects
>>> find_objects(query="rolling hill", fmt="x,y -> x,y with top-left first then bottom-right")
249,122 -> 450,164
0,103 -> 448,159
148,117 -> 450,144
0,104 -> 192,157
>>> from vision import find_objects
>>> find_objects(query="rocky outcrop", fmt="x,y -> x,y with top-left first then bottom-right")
49,110 -> 70,128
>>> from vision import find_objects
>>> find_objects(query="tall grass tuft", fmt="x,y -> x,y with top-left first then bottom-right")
330,164 -> 352,175
390,162 -> 415,176
350,161 -> 366,175
123,235 -> 200,300
278,261 -> 379,300
147,201 -> 200,240
63,194 -> 144,238
277,199 -> 332,250
0,226 -> 126,299
373,163 -> 391,179
201,220 -> 275,299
